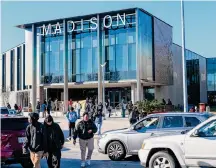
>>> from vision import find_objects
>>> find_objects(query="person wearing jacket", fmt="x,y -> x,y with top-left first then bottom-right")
23,112 -> 47,168
73,112 -> 97,168
66,107 -> 78,140
44,115 -> 65,168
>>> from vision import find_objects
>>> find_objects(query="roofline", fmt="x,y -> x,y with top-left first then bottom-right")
2,42 -> 25,55
16,7 -> 172,29
173,43 -> 206,59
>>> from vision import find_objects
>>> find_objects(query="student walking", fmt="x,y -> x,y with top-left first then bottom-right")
95,102 -> 103,135
23,112 -> 47,168
66,107 -> 78,140
75,101 -> 82,119
41,101 -> 47,118
73,112 -> 97,168
44,115 -> 65,168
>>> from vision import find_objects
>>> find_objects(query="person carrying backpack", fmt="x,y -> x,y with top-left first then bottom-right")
66,107 -> 78,141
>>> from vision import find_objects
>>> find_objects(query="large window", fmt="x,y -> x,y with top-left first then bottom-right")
186,50 -> 200,105
102,12 -> 136,81
10,50 -> 15,91
207,58 -> 216,105
2,54 -> 6,92
162,116 -> 183,128
17,47 -> 21,90
138,10 -> 153,81
23,44 -> 25,89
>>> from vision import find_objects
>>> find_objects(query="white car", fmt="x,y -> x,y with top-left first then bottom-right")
138,115 -> 216,168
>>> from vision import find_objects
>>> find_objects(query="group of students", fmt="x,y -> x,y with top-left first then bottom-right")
23,111 -> 98,168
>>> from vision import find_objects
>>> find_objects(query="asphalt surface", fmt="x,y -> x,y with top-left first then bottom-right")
2,114 -> 143,168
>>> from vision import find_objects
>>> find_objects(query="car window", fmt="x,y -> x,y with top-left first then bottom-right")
0,108 -> 9,114
198,120 -> 216,137
185,117 -> 201,127
1,118 -> 29,130
135,117 -> 159,132
162,116 -> 183,128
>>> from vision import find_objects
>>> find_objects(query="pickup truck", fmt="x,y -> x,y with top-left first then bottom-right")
138,115 -> 216,168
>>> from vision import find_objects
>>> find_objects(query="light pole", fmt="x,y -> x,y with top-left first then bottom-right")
100,62 -> 107,119
181,0 -> 188,112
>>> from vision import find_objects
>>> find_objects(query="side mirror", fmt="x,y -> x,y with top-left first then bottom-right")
193,129 -> 205,137
193,129 -> 199,136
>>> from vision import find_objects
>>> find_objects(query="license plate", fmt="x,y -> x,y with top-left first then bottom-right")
18,137 -> 26,143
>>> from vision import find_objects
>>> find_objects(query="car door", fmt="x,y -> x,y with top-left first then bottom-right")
127,116 -> 160,154
158,116 -> 185,135
184,119 -> 216,167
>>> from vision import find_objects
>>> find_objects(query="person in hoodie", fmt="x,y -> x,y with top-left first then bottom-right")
23,112 -> 47,168
66,107 -> 78,141
44,115 -> 65,168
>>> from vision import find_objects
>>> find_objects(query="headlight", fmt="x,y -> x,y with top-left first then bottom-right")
101,134 -> 107,138
141,143 -> 145,149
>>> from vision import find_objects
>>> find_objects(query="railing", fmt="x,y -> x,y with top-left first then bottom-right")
40,71 -> 136,84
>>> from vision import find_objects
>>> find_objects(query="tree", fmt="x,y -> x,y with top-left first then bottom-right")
1,86 -> 11,106
135,99 -> 162,115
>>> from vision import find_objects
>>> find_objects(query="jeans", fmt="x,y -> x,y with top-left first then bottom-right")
77,109 -> 81,119
122,109 -> 126,118
95,122 -> 102,135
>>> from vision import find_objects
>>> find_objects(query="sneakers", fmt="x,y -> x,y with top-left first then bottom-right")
86,160 -> 91,166
67,137 -> 71,141
81,161 -> 85,167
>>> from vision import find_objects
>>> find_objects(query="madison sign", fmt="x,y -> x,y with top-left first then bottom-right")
37,13 -> 135,36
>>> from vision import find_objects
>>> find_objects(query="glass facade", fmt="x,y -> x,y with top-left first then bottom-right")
23,44 -> 26,89
186,50 -> 200,105
38,10 -> 150,84
17,46 -> 21,90
102,13 -> 136,81
207,58 -> 216,105
138,10 -> 153,81
2,54 -> 6,92
10,50 -> 15,91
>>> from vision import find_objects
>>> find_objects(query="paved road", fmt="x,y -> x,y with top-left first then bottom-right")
3,115 -> 143,168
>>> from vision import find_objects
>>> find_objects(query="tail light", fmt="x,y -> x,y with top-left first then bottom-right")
1,134 -> 9,141
1,134 -> 12,149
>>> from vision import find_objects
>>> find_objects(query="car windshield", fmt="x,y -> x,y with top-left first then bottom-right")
1,118 -> 29,130
135,117 -> 159,131
0,108 -> 9,115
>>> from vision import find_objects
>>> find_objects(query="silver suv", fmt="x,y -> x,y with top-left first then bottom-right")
98,112 -> 212,161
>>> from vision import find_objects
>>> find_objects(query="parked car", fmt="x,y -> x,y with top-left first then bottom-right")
1,116 -> 33,167
98,112 -> 212,161
0,107 -> 9,116
138,115 -> 216,168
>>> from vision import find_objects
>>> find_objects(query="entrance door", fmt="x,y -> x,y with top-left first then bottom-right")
109,91 -> 121,108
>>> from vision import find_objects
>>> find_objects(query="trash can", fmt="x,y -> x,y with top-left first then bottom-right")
199,103 -> 206,112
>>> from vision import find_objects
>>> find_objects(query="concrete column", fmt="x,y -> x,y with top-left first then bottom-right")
136,9 -> 141,101
63,20 -> 68,112
32,24 -> 37,111
131,83 -> 136,103
97,14 -> 103,103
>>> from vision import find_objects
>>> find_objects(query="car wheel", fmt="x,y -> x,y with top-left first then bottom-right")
20,158 -> 33,168
149,151 -> 176,168
107,141 -> 126,161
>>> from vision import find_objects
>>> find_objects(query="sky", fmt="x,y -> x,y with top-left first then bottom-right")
1,1 -> 216,58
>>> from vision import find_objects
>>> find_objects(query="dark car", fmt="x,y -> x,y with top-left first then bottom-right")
0,107 -> 9,116
1,116 -> 33,167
